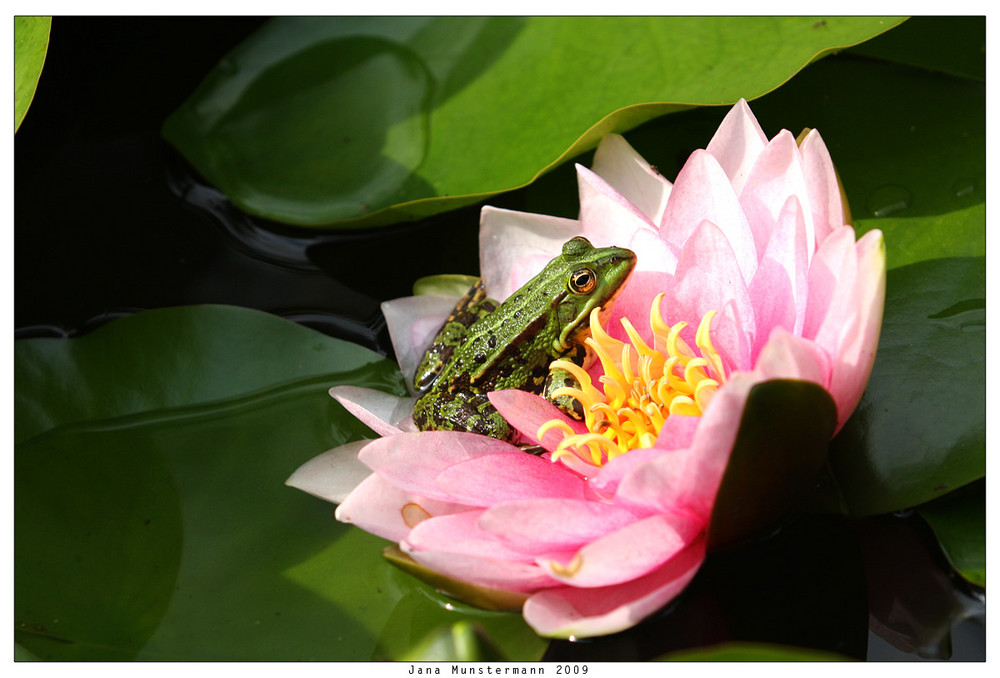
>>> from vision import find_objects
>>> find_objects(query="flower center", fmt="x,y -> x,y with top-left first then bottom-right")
538,293 -> 726,467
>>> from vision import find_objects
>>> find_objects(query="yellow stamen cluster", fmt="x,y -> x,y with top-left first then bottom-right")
538,293 -> 726,467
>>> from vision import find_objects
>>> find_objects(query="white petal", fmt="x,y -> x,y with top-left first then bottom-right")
479,205 -> 578,301
381,295 -> 459,393
591,134 -> 672,224
659,150 -> 758,286
705,98 -> 768,195
739,130 -> 817,265
285,440 -> 373,504
799,128 -> 845,245
577,164 -> 657,245
330,385 -> 417,437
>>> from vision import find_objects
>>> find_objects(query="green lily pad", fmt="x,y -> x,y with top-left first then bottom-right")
13,306 -> 544,660
371,579 -> 546,661
708,380 -> 837,550
917,480 -> 985,588
14,16 -> 51,133
163,16 -> 904,228
659,641 -> 848,661
829,257 -> 985,516
14,305 -> 403,445
413,274 -> 479,297
400,621 -> 508,662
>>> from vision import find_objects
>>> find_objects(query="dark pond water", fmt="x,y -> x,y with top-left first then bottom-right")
14,17 -> 984,661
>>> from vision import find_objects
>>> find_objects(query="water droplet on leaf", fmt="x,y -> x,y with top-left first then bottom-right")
866,185 -> 913,218
952,178 -> 977,198
928,298 -> 985,333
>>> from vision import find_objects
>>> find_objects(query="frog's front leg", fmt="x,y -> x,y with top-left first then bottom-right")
412,389 -> 515,442
543,344 -> 588,421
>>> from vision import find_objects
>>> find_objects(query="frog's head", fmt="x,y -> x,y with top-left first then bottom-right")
554,236 -> 636,352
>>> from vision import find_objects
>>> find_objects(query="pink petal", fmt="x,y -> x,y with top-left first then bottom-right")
826,229 -> 886,430
714,298 -> 754,375
603,270 -> 674,347
660,150 -> 758,285
479,205 -> 578,301
748,257 -> 796,361
681,371 -> 762,508
739,130 -> 817,260
613,447 -> 707,520
662,219 -> 756,357
404,512 -> 560,591
381,295 -> 459,393
799,128 -> 844,245
329,385 -> 417,437
550,450 -> 602,478
358,431 -> 521,502
812,230 -> 861,358
589,415 -> 697,497
802,225 -> 856,341
523,535 -> 706,638
478,499 -> 642,554
405,510 -> 532,560
285,439 -> 374,504
753,327 -> 831,387
435,452 -> 588,506
591,133 -> 672,225
589,447 -> 665,498
402,546 -> 559,592
335,473 -> 469,543
539,514 -> 703,588
488,389 -> 588,452
705,98 -> 768,196
748,195 -> 810,357
653,412 -> 701,450
577,164 -> 658,246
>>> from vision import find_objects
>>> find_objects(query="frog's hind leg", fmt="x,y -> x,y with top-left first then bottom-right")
412,279 -> 499,394
412,389 -> 515,442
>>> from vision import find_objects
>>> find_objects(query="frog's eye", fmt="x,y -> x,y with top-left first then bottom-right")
569,268 -> 597,295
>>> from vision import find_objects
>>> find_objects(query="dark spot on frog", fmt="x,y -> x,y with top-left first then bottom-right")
474,351 -> 487,363
488,335 -> 497,349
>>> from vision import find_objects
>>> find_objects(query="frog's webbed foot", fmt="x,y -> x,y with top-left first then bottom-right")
412,389 -> 516,442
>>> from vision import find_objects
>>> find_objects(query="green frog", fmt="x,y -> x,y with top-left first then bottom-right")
411,236 -> 637,442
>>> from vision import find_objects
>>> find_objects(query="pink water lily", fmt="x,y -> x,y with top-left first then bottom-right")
287,100 -> 885,638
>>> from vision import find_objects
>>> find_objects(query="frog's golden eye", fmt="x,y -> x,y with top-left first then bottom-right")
569,268 -> 597,295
